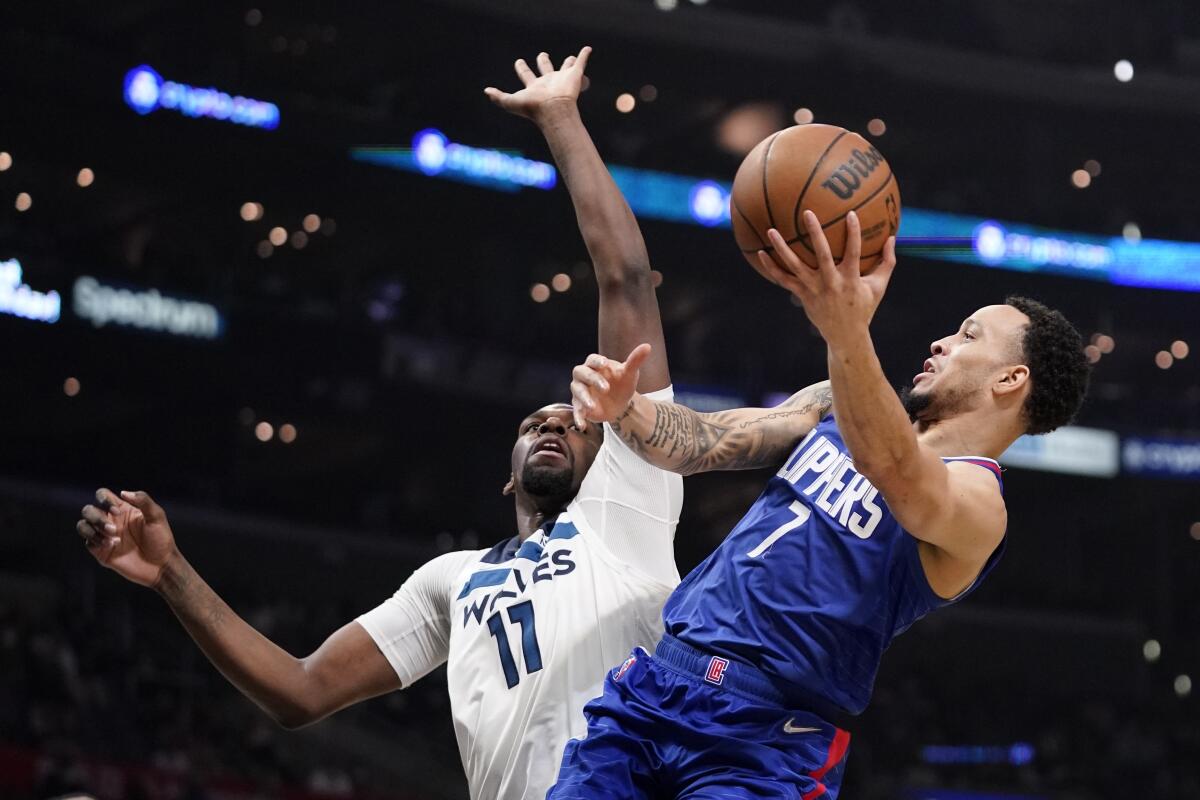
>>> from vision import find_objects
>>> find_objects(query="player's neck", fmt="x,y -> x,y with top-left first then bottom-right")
912,408 -> 1020,460
513,495 -> 569,541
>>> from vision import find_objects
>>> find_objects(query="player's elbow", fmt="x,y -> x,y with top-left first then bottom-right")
269,698 -> 326,730
595,260 -> 653,294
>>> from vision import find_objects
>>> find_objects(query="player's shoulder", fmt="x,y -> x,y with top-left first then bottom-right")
420,542 -> 512,589
943,457 -> 1005,499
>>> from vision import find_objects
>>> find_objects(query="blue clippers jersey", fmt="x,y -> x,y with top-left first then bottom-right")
663,414 -> 1005,716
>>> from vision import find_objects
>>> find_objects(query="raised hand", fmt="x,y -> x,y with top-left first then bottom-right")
754,210 -> 897,346
77,489 -> 180,589
484,46 -> 592,123
570,343 -> 652,431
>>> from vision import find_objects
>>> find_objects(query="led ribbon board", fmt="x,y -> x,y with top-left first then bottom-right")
0,259 -> 61,323
351,129 -> 556,192
73,276 -> 223,339
123,65 -> 280,130
355,131 -> 1200,291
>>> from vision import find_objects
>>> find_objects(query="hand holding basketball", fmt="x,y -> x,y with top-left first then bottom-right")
756,210 -> 897,344
570,343 -> 652,431
484,47 -> 592,124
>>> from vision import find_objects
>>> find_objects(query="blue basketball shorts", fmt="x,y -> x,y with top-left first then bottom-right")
549,635 -> 851,799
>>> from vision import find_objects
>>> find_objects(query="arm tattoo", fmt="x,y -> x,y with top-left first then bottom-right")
615,381 -> 833,475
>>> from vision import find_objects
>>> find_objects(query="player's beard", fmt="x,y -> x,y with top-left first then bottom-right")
899,385 -> 932,422
899,379 -> 977,423
521,462 -> 574,500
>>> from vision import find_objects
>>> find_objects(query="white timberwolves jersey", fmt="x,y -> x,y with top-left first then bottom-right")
356,386 -> 682,800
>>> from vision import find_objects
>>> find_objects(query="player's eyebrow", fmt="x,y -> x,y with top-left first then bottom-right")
962,317 -> 982,334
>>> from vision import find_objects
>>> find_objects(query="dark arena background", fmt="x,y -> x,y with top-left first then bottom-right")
2,2 -> 1199,798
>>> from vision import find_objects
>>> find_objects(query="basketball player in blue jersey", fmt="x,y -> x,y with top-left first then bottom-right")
74,48 -> 689,800
554,211 -> 1090,799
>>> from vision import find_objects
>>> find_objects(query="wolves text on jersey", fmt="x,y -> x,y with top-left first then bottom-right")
460,548 -> 577,628
776,431 -> 884,539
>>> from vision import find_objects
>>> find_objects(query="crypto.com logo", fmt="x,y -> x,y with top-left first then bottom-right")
123,65 -> 280,130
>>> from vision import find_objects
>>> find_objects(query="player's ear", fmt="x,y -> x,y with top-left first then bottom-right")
994,364 -> 1029,398
502,473 -> 516,496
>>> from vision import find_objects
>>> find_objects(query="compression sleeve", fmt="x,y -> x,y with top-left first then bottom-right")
355,549 -> 479,688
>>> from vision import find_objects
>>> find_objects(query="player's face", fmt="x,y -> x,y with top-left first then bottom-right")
903,304 -> 1030,422
508,404 -> 603,503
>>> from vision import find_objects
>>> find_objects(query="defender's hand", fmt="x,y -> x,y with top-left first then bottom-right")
570,343 -> 652,431
77,489 -> 180,589
755,210 -> 897,345
484,47 -> 592,124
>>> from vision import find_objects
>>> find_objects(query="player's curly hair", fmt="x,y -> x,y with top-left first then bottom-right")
1005,296 -> 1090,435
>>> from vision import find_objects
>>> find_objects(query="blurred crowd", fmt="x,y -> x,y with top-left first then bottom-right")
2,561 -> 1196,800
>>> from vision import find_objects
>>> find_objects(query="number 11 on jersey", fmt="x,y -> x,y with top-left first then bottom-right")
747,501 -> 811,558
487,600 -> 544,689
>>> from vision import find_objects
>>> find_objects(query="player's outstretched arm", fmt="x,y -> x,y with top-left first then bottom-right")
758,214 -> 1004,563
569,344 -> 831,475
76,489 -> 401,729
486,47 -> 669,392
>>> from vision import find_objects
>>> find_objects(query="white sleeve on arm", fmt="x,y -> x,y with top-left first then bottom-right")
354,550 -> 477,688
572,385 -> 684,587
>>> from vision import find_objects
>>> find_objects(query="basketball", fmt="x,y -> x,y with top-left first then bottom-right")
731,124 -> 901,276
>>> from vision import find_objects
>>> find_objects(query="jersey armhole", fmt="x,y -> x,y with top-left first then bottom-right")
942,456 -> 1004,494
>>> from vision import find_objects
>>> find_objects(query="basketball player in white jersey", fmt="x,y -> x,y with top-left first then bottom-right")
75,47 -> 682,799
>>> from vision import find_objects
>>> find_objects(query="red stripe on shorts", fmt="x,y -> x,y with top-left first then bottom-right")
801,728 -> 851,800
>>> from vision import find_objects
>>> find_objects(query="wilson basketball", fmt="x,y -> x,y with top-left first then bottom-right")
731,124 -> 901,276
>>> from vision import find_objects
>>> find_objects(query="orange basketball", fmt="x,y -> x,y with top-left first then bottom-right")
731,124 -> 901,277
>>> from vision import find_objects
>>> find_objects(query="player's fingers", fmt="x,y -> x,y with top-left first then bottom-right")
623,343 -> 652,373
561,55 -> 576,70
572,364 -> 610,393
749,250 -> 782,286
756,251 -> 813,301
575,45 -> 591,72
585,353 -> 609,371
81,504 -> 117,533
536,52 -> 554,76
842,211 -> 862,271
865,236 -> 898,295
763,232 -> 819,293
570,380 -> 595,411
764,230 -> 804,274
801,210 -> 837,281
483,87 -> 509,106
120,490 -> 163,522
77,518 -> 102,545
514,58 -> 536,86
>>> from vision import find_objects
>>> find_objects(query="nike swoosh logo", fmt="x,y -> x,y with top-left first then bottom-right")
782,718 -> 821,734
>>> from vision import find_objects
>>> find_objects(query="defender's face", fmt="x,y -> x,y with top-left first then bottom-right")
908,304 -> 1030,419
509,404 -> 602,499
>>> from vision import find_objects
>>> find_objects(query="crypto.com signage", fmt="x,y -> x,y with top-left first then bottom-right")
123,65 -> 280,130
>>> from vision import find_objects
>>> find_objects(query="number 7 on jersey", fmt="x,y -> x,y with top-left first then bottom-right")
747,501 -> 811,558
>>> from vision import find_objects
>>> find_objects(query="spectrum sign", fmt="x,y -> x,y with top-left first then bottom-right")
73,276 -> 222,340
123,65 -> 280,130
0,258 -> 61,324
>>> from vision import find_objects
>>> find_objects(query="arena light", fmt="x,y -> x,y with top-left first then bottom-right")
920,742 -> 1035,766
999,426 -> 1120,478
1122,436 -> 1200,480
1114,59 -> 1134,82
689,180 -> 730,226
72,276 -> 222,339
0,258 -> 61,323
351,129 -> 556,192
123,65 -> 280,130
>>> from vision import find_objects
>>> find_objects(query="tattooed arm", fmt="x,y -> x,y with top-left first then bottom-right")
607,381 -> 832,475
